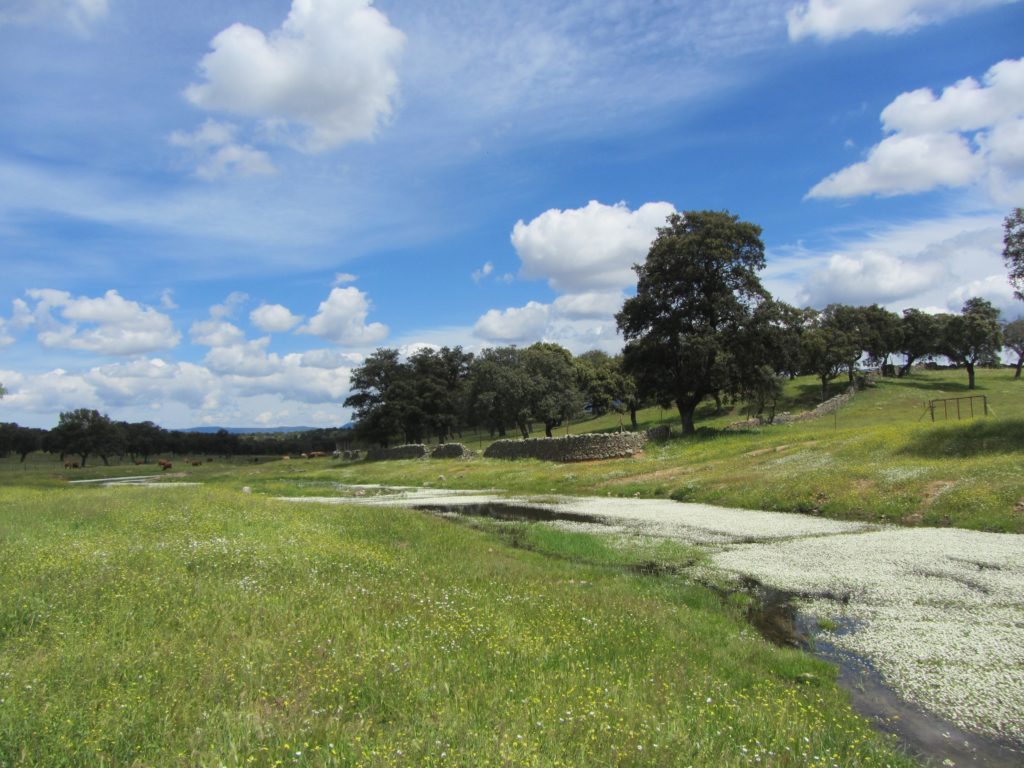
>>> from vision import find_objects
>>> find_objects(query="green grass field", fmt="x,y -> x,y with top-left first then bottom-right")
0,482 -> 915,767
2,370 -> 1019,765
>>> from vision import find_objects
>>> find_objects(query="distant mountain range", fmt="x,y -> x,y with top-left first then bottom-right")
181,425 -> 352,434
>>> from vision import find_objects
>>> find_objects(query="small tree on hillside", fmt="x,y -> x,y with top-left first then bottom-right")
1003,318 -> 1024,379
800,308 -> 861,401
858,304 -> 903,374
940,298 -> 1003,390
898,308 -> 941,376
616,210 -> 771,434
345,348 -> 405,447
522,342 -> 584,438
1004,207 -> 1024,302
466,346 -> 533,439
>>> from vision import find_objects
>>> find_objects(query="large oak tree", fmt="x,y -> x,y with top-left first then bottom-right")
616,210 -> 770,434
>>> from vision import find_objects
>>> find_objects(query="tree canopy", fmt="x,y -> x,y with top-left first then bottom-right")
940,298 -> 1003,390
1004,207 -> 1024,302
1003,317 -> 1024,379
49,409 -> 121,467
616,210 -> 770,433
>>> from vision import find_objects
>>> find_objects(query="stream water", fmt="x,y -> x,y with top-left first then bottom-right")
417,500 -> 1024,768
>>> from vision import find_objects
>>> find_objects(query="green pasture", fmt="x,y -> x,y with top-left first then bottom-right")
0,478 -> 915,767
2,370 -> 1018,765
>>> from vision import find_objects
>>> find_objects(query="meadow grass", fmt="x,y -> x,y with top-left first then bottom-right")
0,480 -> 915,767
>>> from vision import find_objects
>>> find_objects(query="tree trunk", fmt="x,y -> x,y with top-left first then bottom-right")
629,405 -> 638,430
544,420 -> 554,438
517,419 -> 530,440
79,452 -> 89,468
820,376 -> 829,403
1015,355 -> 1022,379
676,397 -> 698,435
967,362 -> 976,390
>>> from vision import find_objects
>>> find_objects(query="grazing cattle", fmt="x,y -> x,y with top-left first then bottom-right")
191,461 -> 202,466
63,461 -> 79,469
161,462 -> 172,471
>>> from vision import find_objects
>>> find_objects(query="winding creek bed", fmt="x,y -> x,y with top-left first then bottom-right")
280,486 -> 1024,766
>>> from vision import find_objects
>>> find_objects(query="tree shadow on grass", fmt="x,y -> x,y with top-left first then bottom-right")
899,419 -> 1024,458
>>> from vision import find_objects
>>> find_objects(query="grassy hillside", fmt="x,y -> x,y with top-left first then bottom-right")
296,369 -> 1024,533
0,482 -> 915,766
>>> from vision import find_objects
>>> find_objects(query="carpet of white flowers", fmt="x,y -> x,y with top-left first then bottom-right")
302,488 -> 1024,747
712,528 -> 1024,746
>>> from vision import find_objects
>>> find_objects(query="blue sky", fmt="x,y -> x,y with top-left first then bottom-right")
1,0 -> 1022,429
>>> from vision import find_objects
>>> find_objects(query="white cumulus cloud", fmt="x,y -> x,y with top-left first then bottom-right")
189,320 -> 246,348
473,301 -> 551,343
250,303 -> 302,333
170,120 -> 276,180
300,286 -> 388,345
779,214 -> 1006,311
551,291 -> 625,320
946,275 -> 1018,316
21,289 -> 181,356
809,58 -> 1024,202
809,132 -> 983,197
787,0 -> 1017,42
511,200 -> 674,294
184,0 -> 405,153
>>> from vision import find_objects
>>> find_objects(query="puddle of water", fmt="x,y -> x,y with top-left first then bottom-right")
415,502 -> 605,526
418,501 -> 1023,767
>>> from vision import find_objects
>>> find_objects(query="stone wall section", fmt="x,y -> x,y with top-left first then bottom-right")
726,374 -> 875,430
430,443 -> 473,459
483,432 -> 648,462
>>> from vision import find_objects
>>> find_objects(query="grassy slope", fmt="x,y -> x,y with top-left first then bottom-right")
279,369 -> 1022,534
0,482 -> 914,767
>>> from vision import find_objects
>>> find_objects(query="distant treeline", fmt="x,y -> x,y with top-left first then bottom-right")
0,412 -> 354,467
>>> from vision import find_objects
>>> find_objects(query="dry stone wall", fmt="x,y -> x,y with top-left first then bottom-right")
483,432 -> 647,462
430,443 -> 472,459
726,375 -> 875,430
